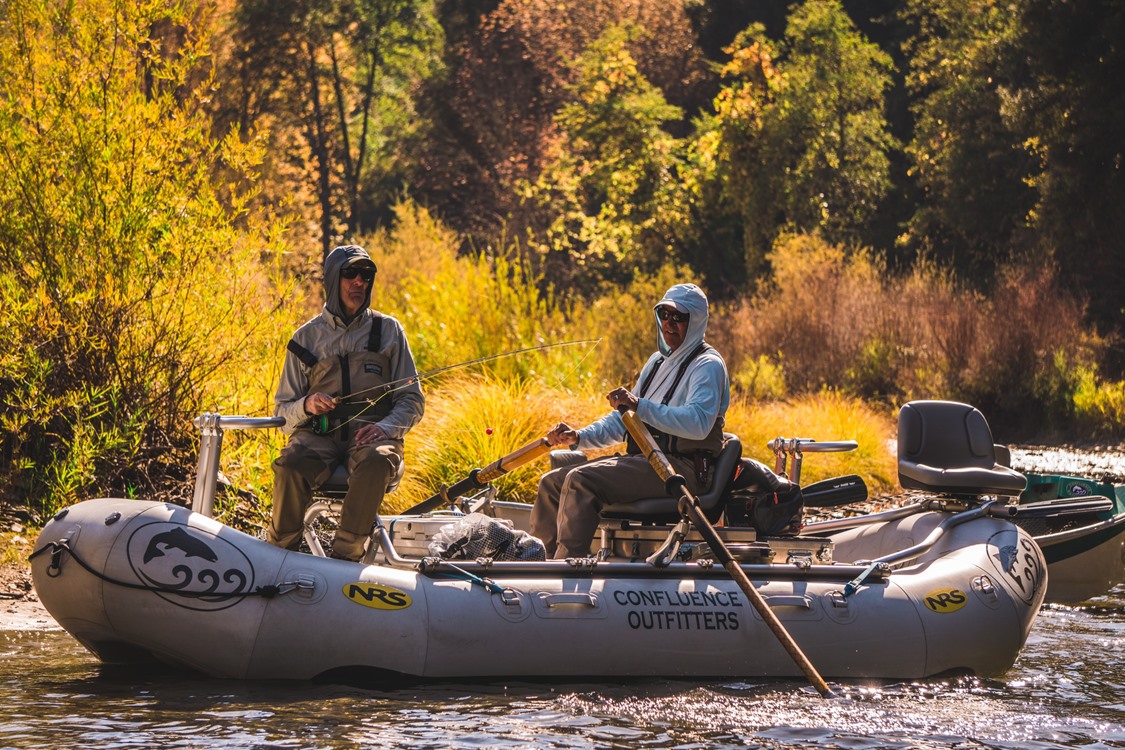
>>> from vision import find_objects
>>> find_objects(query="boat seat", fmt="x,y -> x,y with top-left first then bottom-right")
897,400 -> 1026,497
599,434 -> 743,524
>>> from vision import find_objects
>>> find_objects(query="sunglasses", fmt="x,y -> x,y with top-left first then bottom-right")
656,307 -> 689,324
341,266 -> 375,283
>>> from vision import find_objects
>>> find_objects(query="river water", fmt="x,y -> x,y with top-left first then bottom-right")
2,447 -> 1123,749
1,584 -> 1123,749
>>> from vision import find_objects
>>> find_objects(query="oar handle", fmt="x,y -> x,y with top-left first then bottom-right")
403,436 -> 552,515
618,408 -> 837,700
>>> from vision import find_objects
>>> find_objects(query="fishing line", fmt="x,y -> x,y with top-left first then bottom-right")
319,337 -> 603,435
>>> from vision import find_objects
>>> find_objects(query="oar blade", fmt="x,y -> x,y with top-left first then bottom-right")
802,475 -> 868,508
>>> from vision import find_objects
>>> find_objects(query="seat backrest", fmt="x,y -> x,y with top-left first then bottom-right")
600,434 -> 743,524
897,400 -> 1026,496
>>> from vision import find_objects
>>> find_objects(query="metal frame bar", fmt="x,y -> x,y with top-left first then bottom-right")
191,414 -> 284,517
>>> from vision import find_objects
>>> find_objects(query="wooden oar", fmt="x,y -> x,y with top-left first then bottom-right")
619,409 -> 838,699
403,436 -> 553,515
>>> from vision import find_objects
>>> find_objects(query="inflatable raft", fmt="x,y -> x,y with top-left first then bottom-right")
31,494 -> 1045,682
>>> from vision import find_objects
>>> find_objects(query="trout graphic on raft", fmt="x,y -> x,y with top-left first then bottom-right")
142,527 -> 219,564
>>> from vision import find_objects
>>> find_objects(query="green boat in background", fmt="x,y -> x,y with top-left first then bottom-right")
1014,473 -> 1125,605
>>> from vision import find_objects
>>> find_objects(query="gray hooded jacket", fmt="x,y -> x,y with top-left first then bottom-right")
274,246 -> 424,438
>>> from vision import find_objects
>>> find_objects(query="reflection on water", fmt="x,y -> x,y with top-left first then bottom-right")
2,586 -> 1123,749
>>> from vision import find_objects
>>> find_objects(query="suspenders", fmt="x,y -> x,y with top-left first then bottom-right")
636,342 -> 710,406
625,342 -> 711,456
286,312 -> 384,368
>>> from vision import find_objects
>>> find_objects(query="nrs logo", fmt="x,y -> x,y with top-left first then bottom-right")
343,582 -> 412,610
923,587 -> 968,613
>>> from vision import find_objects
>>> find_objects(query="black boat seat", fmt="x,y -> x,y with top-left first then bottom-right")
599,434 -> 743,524
897,400 -> 1026,496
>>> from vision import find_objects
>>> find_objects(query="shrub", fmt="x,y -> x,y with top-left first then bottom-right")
368,201 -> 591,386
570,264 -> 694,387
1072,368 -> 1125,440
0,0 -> 294,517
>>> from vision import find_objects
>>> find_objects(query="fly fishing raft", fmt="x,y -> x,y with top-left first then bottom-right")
30,407 -> 1048,684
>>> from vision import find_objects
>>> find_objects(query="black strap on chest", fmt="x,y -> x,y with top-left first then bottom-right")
366,312 -> 383,352
636,342 -> 710,405
626,342 -> 710,455
287,339 -> 318,369
286,311 -> 384,369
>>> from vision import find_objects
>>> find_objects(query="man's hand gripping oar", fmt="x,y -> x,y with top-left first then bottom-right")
618,407 -> 838,699
403,436 -> 554,515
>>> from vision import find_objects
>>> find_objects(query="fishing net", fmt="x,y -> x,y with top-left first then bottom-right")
428,512 -> 547,561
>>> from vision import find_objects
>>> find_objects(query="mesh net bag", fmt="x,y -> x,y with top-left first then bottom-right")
427,512 -> 547,561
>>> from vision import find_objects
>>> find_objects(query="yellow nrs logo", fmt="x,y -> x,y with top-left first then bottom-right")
923,587 -> 968,613
343,582 -> 412,610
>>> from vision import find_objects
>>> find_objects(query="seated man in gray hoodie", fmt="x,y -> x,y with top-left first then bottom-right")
269,245 -> 424,561
531,283 -> 730,558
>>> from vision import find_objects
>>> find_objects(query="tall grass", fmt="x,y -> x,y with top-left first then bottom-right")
388,373 -> 610,510
725,391 -> 898,493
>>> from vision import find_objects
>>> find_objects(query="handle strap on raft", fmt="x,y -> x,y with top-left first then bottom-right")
842,560 -> 889,597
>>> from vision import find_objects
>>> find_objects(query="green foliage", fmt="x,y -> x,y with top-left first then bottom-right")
414,0 -> 709,269
900,0 -> 1037,279
0,0 -> 294,517
695,0 -> 896,274
223,0 -> 444,252
778,1 -> 897,239
523,24 -> 688,292
730,354 -> 788,402
999,0 -> 1125,350
1072,368 -> 1125,440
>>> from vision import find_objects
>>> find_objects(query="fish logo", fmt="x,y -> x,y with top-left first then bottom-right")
127,521 -> 255,612
142,527 -> 219,563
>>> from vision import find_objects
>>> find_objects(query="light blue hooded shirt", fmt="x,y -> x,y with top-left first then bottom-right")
576,284 -> 730,450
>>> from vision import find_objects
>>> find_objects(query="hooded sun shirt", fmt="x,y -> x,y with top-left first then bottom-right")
576,283 -> 730,453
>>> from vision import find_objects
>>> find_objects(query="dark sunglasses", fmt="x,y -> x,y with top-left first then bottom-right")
656,307 -> 689,324
341,266 -> 375,282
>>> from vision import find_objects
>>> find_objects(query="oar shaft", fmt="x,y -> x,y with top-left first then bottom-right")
618,409 -> 836,699
680,498 -> 836,698
478,437 -> 551,483
404,436 -> 551,515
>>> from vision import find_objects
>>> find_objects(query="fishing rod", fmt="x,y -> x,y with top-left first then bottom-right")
309,337 -> 602,435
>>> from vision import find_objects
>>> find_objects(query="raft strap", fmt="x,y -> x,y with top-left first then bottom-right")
29,538 -> 304,599
418,557 -> 507,596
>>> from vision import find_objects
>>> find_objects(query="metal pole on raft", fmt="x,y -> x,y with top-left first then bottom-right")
619,408 -> 838,700
191,414 -> 285,518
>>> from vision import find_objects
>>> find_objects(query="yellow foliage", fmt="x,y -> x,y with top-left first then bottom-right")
388,374 -> 609,510
725,391 -> 898,493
